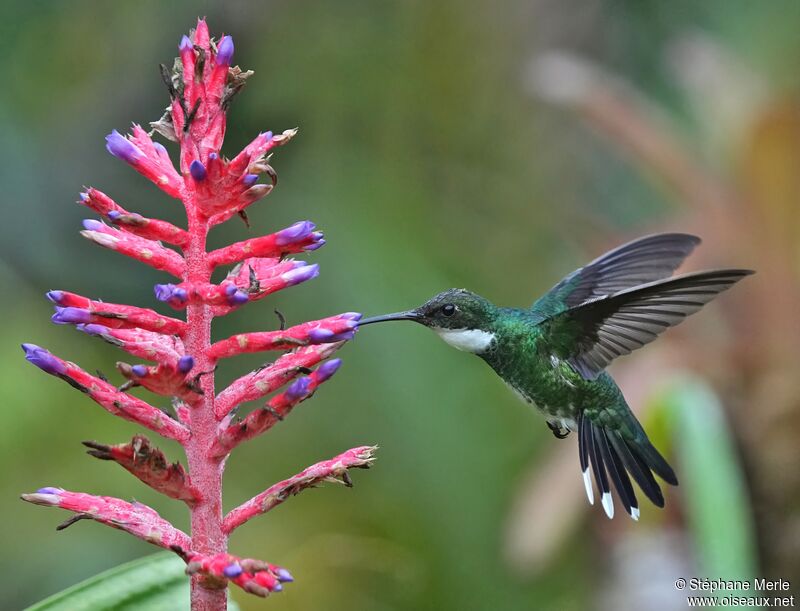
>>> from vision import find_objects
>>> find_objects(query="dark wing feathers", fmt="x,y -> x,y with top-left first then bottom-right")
545,269 -> 753,380
579,416 -> 673,518
532,233 -> 701,316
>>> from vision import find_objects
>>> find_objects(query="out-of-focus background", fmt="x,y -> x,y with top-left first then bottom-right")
2,1 -> 799,609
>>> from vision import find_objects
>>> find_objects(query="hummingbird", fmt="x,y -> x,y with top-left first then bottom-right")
358,233 -> 753,520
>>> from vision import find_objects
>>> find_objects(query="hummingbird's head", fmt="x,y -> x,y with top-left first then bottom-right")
359,289 -> 498,353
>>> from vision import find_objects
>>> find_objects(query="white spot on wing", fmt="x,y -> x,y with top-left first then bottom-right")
435,328 -> 495,353
582,469 -> 594,505
631,506 -> 640,521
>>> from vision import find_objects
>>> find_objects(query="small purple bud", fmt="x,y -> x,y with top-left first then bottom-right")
305,238 -> 326,251
242,173 -> 259,186
107,210 -> 122,222
36,487 -> 63,496
153,142 -> 167,155
22,344 -> 66,376
308,328 -> 335,343
282,264 -> 320,286
105,130 -> 142,164
208,152 -> 219,161
216,35 -> 234,66
46,290 -> 64,304
227,290 -> 249,305
52,307 -> 92,325
131,364 -> 148,377
179,35 -> 193,53
178,355 -> 194,373
285,377 -> 311,401
82,219 -> 105,232
276,221 -> 316,246
263,130 -> 274,142
276,568 -> 294,583
174,288 -> 188,302
340,312 -> 363,322
272,583 -> 283,593
189,160 -> 207,181
223,563 -> 243,578
224,284 -> 237,296
79,192 -> 89,202
316,358 -> 342,381
154,283 -> 177,302
76,323 -> 109,336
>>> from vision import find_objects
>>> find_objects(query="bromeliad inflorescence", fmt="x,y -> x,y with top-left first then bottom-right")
21,20 -> 376,609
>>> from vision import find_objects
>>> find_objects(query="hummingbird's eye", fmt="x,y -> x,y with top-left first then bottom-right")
441,304 -> 456,317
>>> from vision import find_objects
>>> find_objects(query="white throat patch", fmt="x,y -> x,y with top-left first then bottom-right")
434,328 -> 495,353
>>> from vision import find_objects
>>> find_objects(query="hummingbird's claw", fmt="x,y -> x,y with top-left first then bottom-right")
547,421 -> 570,439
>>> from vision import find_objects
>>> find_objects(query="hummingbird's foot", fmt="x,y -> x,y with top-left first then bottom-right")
547,421 -> 570,439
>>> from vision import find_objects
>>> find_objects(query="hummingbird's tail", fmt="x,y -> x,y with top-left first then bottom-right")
577,410 -> 677,520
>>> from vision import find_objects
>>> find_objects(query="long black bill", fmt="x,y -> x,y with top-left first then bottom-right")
358,310 -> 421,326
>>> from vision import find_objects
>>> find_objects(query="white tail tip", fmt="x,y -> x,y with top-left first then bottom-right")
601,492 -> 614,519
582,469 -> 594,505
631,506 -> 640,521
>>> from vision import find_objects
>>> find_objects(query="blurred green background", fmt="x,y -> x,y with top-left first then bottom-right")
2,1 -> 800,609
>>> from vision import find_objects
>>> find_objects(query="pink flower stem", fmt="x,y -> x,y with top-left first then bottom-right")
183,206 -> 227,611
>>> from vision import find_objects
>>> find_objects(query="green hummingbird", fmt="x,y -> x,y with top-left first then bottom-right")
359,233 -> 753,520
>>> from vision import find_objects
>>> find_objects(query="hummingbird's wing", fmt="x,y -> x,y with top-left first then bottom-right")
540,269 -> 753,380
531,233 -> 701,318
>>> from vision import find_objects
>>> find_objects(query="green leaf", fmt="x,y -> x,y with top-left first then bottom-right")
27,552 -> 240,611
656,376 -> 758,602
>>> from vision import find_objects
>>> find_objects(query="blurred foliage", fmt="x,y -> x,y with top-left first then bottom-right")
1,1 -> 799,610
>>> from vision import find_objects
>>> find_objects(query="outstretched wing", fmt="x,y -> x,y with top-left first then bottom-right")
532,233 -> 701,318
541,269 -> 753,380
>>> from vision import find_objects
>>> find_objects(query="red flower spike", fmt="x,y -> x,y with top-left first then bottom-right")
49,290 -> 188,336
83,436 -> 201,504
23,20 -> 375,609
21,488 -> 192,551
214,342 -> 343,420
223,446 -> 377,533
80,188 -> 190,247
208,313 -> 359,359
80,219 -> 185,277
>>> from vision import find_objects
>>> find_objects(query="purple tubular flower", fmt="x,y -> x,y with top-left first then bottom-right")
308,328 -> 334,343
131,364 -> 149,377
282,264 -> 319,287
340,312 -> 363,322
178,355 -> 194,373
189,160 -> 207,181
76,323 -> 109,336
272,583 -> 283,593
46,290 -> 65,304
242,173 -> 259,186
22,344 -> 66,376
328,330 -> 356,342
179,35 -> 193,53
52,307 -> 92,325
275,221 -> 316,246
82,219 -> 105,232
316,358 -> 342,382
216,35 -> 234,66
78,192 -> 89,203
153,142 -> 167,155
36,487 -> 63,496
305,237 -> 326,251
227,290 -> 249,305
105,130 -> 142,164
276,568 -> 294,583
107,210 -> 122,222
285,377 -> 311,402
223,563 -> 243,578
